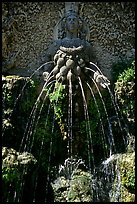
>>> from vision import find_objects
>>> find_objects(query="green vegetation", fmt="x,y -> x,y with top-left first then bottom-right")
2,58 -> 135,202
2,76 -> 38,149
112,59 -> 135,139
111,59 -> 134,83
114,60 -> 135,116
49,82 -> 67,140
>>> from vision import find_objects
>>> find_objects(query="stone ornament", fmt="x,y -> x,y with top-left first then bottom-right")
41,2 -> 110,88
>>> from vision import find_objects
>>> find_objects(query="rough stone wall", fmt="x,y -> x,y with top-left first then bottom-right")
2,2 -> 135,79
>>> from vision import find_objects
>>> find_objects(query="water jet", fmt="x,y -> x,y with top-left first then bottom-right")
2,2 -> 135,202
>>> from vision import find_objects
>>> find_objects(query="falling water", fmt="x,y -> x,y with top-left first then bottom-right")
37,114 -> 55,202
3,62 -> 134,201
67,74 -> 73,173
86,82 -> 108,158
6,71 -> 56,202
91,77 -> 116,156
19,75 -> 55,152
109,163 -> 122,202
78,76 -> 95,172
14,79 -> 58,202
27,82 -> 55,153
106,86 -> 128,147
27,81 -> 55,152
2,61 -> 53,138
31,102 -> 51,201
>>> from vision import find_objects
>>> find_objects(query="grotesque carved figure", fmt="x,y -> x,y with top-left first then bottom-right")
38,2 -> 110,88
36,2 -> 110,147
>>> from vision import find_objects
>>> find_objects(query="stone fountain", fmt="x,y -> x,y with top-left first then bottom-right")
2,2 -> 135,202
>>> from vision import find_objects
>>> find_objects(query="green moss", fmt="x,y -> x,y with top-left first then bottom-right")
115,153 -> 135,202
111,59 -> 134,83
52,169 -> 93,202
2,75 -> 39,149
119,153 -> 135,194
68,170 -> 92,202
114,60 -> 135,151
48,82 -> 67,140
2,166 -> 21,183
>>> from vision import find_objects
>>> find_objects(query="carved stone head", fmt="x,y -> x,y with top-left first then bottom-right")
53,2 -> 90,41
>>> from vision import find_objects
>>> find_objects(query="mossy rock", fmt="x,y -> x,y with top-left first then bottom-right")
2,75 -> 38,149
2,146 -> 37,202
103,152 -> 135,202
118,152 -> 135,202
68,169 -> 93,202
52,169 -> 93,202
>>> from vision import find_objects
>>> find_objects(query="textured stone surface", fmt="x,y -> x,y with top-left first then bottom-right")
52,169 -> 93,202
2,2 -> 135,79
94,152 -> 135,202
2,146 -> 37,167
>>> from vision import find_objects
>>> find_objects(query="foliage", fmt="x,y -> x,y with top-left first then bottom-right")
2,58 -> 135,202
49,82 -> 66,120
123,167 -> 135,192
117,60 -> 135,82
49,82 -> 67,140
119,153 -> 135,193
2,166 -> 21,183
114,60 -> 135,117
118,152 -> 135,201
111,58 -> 134,83
67,169 -> 93,202
114,60 -> 135,139
103,152 -> 135,202
79,59 -> 135,163
2,76 -> 38,149
2,146 -> 38,202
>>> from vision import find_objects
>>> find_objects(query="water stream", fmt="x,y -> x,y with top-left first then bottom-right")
3,58 -> 133,202
2,2 -> 134,202
2,57 -> 133,202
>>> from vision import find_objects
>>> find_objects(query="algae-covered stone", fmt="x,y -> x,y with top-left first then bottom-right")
2,147 -> 37,202
96,152 -> 135,202
52,169 -> 93,202
110,152 -> 135,202
68,169 -> 93,202
2,146 -> 37,179
117,152 -> 135,202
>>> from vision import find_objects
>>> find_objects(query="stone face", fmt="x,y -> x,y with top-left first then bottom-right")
2,2 -> 135,78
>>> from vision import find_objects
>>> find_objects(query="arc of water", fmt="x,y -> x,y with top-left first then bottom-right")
78,76 -> 95,172
19,75 -> 55,152
28,79 -> 65,202
85,67 -> 96,73
89,62 -> 105,76
44,113 -> 56,202
106,86 -> 128,146
28,83 -> 55,153
68,74 -> 73,174
32,112 -> 56,202
110,163 -> 122,201
91,77 -> 116,156
86,82 -> 108,158
2,61 -> 54,138
33,81 -> 64,201
13,165 -> 29,202
14,83 -> 55,201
